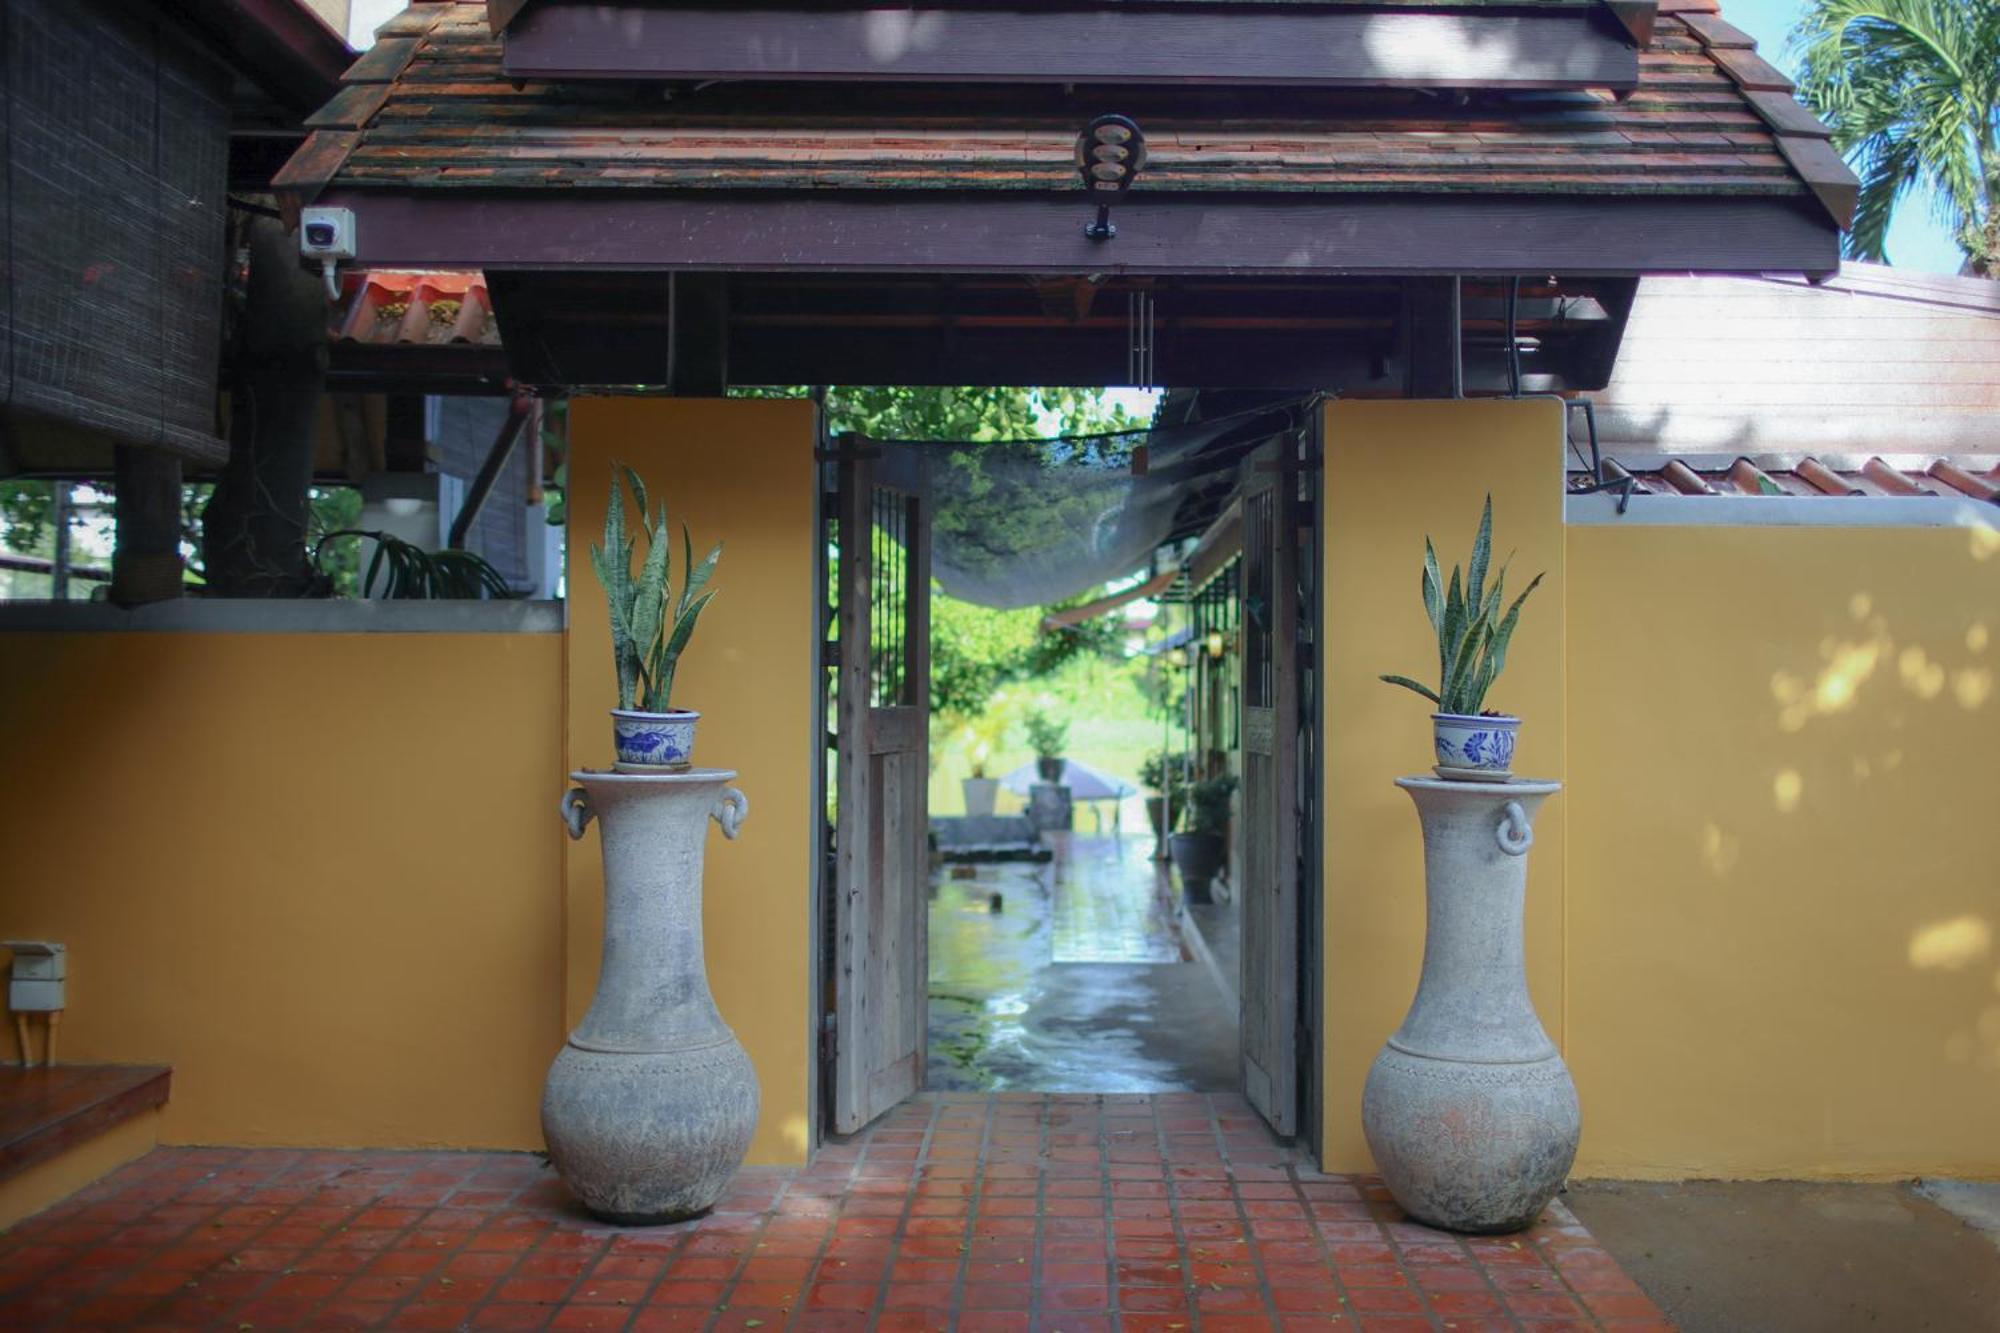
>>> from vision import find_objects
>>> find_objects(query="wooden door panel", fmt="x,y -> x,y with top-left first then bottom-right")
832,453 -> 930,1134
1240,451 -> 1299,1136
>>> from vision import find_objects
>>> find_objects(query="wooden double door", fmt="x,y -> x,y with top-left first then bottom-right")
823,434 -> 1309,1142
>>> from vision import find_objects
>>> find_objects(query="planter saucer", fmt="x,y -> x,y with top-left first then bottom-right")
1433,764 -> 1514,783
613,759 -> 694,775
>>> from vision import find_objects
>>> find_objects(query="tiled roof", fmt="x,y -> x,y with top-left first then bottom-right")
1596,263 -> 2000,456
278,0 -> 1850,225
333,270 -> 498,348
1571,455 -> 2000,502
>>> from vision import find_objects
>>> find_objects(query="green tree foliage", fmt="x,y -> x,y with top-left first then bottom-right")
930,594 -> 1041,720
0,481 -> 56,555
755,385 -> 1151,723
1793,0 -> 2000,273
823,386 -> 1139,441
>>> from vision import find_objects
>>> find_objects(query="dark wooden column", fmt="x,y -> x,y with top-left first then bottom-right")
111,446 -> 185,606
1401,277 -> 1463,399
666,274 -> 729,396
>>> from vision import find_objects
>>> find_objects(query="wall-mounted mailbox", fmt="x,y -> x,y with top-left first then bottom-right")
5,941 -> 65,1067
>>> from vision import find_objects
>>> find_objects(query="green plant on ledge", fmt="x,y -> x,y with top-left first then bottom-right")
313,529 -> 516,600
1186,774 -> 1239,836
591,463 -> 722,712
1139,750 -> 1190,803
1379,495 -> 1542,717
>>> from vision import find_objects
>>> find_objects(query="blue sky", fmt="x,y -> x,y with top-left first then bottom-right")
345,0 -> 1965,275
1723,0 -> 1965,273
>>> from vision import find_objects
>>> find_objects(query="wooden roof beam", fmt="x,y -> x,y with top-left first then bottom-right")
502,4 -> 1641,92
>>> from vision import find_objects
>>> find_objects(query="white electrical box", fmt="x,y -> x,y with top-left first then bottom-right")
5,941 -> 65,1012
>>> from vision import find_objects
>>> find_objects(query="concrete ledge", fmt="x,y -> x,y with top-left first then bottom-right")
1567,492 -> 1999,528
0,599 -> 566,634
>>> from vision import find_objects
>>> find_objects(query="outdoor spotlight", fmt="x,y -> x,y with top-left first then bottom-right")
1076,114 -> 1146,240
1206,630 -> 1226,660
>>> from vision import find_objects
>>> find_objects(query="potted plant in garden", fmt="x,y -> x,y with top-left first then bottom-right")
591,464 -> 722,769
1379,495 -> 1542,780
957,711 -> 1010,817
1025,708 -> 1069,783
1139,749 -> 1189,858
1360,494 -> 1574,1234
1168,773 -> 1237,904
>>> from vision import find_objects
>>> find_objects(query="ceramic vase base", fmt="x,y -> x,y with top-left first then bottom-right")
589,1205 -> 710,1227
1362,1047 -> 1579,1235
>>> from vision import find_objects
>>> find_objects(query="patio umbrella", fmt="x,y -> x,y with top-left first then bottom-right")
997,758 -> 1139,801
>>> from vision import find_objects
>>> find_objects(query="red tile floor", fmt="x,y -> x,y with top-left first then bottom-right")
0,1093 -> 1670,1331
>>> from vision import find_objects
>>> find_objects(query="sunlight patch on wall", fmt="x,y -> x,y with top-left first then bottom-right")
1907,916 -> 1992,972
1951,668 -> 1992,711
1898,645 -> 1947,700
1771,632 -> 1886,732
1772,769 -> 1803,814
1698,821 -> 1740,877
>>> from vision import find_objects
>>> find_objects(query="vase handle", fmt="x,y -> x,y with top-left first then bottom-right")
560,787 -> 595,841
1495,800 -> 1533,856
712,786 -> 750,840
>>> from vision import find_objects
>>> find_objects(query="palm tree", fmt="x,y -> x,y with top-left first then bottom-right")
1792,0 -> 2000,275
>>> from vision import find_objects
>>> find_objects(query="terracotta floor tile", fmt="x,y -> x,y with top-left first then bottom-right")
0,1094 -> 1655,1333
647,1278 -> 727,1306
547,1305 -> 636,1330
1117,1283 -> 1191,1312
470,1305 -> 555,1330
627,1309 -> 709,1332
874,1311 -> 952,1332
1270,1285 -> 1346,1312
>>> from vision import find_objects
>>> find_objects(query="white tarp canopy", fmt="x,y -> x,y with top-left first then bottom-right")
998,758 -> 1138,801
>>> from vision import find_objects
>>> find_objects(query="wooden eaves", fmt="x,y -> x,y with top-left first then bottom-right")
500,3 -> 1645,91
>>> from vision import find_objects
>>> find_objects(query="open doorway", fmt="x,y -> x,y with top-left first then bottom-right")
818,387 -> 1317,1142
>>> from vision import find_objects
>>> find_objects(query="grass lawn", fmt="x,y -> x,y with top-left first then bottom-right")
926,655 -> 1175,820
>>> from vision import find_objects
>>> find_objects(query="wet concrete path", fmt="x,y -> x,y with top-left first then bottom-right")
927,832 -> 1239,1093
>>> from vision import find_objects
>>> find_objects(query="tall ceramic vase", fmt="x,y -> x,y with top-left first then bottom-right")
544,768 -> 759,1224
1361,777 -> 1577,1234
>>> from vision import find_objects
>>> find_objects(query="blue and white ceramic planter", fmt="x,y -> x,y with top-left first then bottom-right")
612,708 -> 700,770
1432,712 -> 1519,781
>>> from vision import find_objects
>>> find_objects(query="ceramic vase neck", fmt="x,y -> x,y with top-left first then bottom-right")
1388,777 -> 1560,1065
567,770 -> 738,1054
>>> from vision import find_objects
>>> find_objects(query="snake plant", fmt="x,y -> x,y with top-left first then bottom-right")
590,464 -> 721,713
1380,495 -> 1542,717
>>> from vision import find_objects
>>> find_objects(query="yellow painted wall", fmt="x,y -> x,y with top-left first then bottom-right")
0,632 -> 565,1148
1319,398 -> 1569,1170
564,397 -> 817,1165
1566,523 -> 2000,1178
